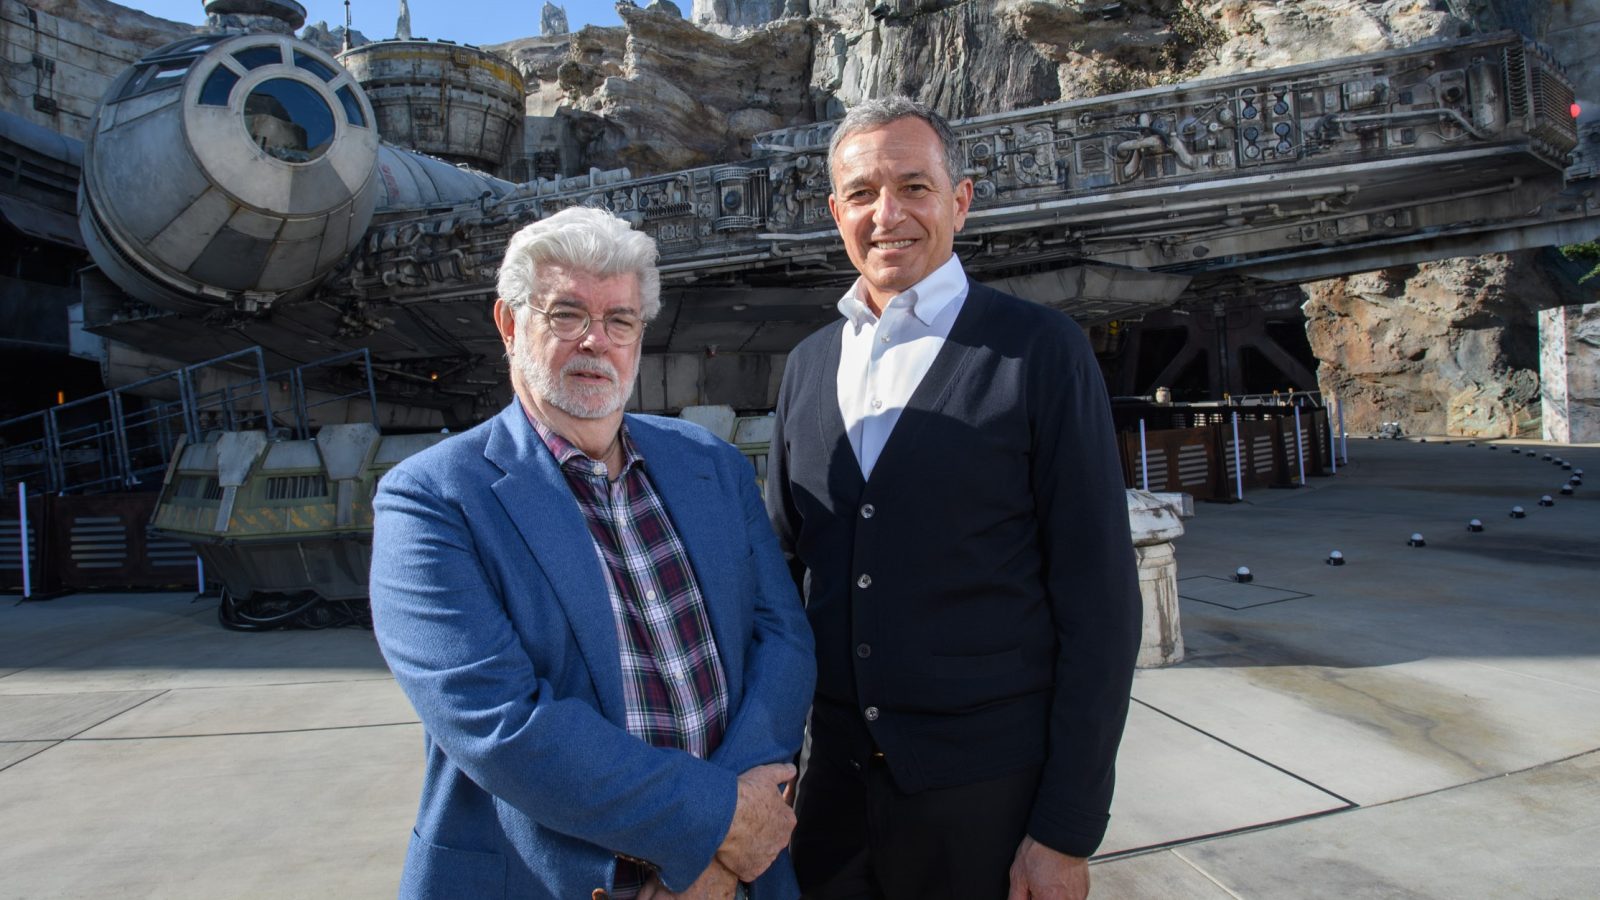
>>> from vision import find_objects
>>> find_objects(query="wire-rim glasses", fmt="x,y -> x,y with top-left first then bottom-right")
529,305 -> 644,346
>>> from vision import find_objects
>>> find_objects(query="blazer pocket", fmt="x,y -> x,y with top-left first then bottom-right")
404,830 -> 507,899
927,647 -> 1023,679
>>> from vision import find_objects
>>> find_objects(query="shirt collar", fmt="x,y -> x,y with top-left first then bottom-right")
835,253 -> 967,332
523,402 -> 642,478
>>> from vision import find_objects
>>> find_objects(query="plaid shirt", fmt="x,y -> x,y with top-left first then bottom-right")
529,414 -> 730,899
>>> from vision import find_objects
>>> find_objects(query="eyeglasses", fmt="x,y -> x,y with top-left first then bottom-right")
529,305 -> 644,346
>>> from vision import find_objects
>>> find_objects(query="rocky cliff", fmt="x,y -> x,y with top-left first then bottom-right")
1301,253 -> 1559,437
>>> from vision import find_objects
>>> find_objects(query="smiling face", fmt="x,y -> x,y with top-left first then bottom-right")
828,116 -> 974,313
495,264 -> 642,423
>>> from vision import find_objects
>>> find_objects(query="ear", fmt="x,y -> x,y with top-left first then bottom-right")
493,298 -> 517,347
951,177 -> 974,232
827,190 -> 843,230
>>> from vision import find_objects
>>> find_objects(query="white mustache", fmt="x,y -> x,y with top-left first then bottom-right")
562,357 -> 618,383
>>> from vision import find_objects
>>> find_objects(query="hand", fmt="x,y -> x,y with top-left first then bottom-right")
1007,835 -> 1090,900
638,859 -> 739,899
715,762 -> 797,882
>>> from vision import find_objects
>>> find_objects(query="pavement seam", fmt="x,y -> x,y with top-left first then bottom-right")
1342,745 -> 1600,810
1129,696 -> 1359,807
0,740 -> 62,774
63,689 -> 171,741
1172,849 -> 1249,899
68,720 -> 421,741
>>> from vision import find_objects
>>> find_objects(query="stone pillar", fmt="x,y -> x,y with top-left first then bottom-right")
1126,490 -> 1186,668
1540,304 -> 1600,443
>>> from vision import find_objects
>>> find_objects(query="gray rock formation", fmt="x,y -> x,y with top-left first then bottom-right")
297,21 -> 371,55
520,4 -> 815,171
1301,254 -> 1563,437
693,0 -> 796,28
647,1 -> 685,18
542,2 -> 570,35
24,0 -> 196,47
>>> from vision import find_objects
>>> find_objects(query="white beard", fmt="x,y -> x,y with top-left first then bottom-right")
516,342 -> 630,420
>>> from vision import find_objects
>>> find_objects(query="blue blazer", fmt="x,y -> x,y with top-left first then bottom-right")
371,402 -> 815,899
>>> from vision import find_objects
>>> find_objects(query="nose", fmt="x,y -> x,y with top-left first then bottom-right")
576,320 -> 611,353
871,192 -> 904,229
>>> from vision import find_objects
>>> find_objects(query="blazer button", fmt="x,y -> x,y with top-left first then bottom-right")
860,503 -> 875,519
864,705 -> 880,721
856,573 -> 872,589
856,643 -> 872,658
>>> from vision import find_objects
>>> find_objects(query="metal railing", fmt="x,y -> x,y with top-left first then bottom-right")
0,347 -> 380,498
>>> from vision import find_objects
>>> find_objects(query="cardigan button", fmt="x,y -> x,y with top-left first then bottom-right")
856,573 -> 872,589
856,643 -> 872,658
864,706 -> 880,721
860,503 -> 875,519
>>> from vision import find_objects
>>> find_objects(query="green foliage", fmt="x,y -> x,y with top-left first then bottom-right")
1560,242 -> 1600,284
1165,1 -> 1227,72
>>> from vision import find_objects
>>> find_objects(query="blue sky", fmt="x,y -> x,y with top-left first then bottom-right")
131,1 -> 626,46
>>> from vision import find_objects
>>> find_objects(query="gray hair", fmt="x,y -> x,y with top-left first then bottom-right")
827,96 -> 965,193
495,206 -> 662,321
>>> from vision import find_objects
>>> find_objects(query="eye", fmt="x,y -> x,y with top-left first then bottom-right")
548,310 -> 586,326
903,184 -> 930,195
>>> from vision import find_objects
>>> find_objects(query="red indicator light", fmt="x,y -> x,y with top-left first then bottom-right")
1573,102 -> 1582,119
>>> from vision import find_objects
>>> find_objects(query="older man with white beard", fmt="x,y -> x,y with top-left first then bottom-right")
370,207 -> 816,900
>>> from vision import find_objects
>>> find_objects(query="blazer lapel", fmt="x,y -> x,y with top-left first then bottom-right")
483,403 -> 627,725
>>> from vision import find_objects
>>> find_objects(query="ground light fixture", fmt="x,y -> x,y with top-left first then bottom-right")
1408,533 -> 1426,547
1539,495 -> 1555,507
1234,566 -> 1253,583
1510,506 -> 1526,518
1326,550 -> 1346,566
1560,485 -> 1574,496
1467,519 -> 1484,532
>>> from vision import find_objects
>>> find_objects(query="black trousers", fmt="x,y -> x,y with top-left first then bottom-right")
791,740 -> 1042,900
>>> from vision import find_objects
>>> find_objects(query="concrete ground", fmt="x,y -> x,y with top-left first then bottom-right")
1,438 -> 1596,899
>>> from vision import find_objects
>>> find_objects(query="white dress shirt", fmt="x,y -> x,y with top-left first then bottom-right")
836,253 -> 969,480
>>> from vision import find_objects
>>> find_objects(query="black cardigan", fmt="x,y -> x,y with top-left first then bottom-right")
765,280 -> 1142,859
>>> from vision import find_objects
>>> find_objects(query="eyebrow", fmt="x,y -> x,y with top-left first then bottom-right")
548,297 -> 640,317
838,170 -> 935,193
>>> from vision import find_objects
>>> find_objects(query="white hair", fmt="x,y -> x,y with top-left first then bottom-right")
495,206 -> 662,320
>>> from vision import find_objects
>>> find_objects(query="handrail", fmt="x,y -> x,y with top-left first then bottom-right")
0,348 -> 381,497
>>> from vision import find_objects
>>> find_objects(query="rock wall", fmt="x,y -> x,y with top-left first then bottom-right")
1539,282 -> 1600,443
498,6 -> 815,172
1300,254 -> 1565,437
0,0 -> 194,142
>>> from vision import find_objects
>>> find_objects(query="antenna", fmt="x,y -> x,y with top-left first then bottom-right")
342,0 -> 352,52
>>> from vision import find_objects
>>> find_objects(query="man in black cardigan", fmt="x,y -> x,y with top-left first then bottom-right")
765,96 -> 1142,900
